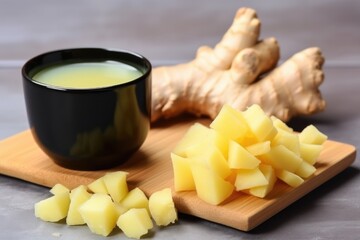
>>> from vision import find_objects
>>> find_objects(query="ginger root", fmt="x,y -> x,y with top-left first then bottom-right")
151,8 -> 325,122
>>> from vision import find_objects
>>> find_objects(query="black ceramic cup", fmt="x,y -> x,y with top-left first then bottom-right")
22,48 -> 152,170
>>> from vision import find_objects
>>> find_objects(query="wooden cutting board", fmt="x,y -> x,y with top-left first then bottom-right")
0,117 -> 356,231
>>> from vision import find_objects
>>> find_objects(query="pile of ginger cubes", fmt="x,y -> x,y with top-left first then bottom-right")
34,171 -> 177,239
171,104 -> 328,205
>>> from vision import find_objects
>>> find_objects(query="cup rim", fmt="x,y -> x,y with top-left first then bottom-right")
21,47 -> 152,92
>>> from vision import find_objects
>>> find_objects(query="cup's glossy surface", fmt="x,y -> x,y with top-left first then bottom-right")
22,48 -> 152,170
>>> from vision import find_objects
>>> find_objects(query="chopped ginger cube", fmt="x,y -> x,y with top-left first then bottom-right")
121,187 -> 149,213
79,193 -> 118,237
210,104 -> 249,142
186,143 -> 231,179
114,202 -> 128,216
191,164 -> 234,205
271,116 -> 294,133
228,140 -> 260,169
276,170 -> 304,188
117,208 -> 153,239
272,128 -> 300,155
34,192 -> 70,222
295,160 -> 317,178
87,176 -> 108,194
234,167 -> 268,191
247,164 -> 277,198
245,141 -> 271,156
50,183 -> 70,195
172,123 -> 228,158
259,145 -> 303,173
299,125 -> 328,145
148,188 -> 177,226
171,153 -> 196,192
103,171 -> 128,203
300,142 -> 323,165
66,185 -> 92,225
243,104 -> 277,141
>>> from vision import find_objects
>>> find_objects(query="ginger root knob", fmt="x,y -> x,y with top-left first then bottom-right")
151,7 -> 325,122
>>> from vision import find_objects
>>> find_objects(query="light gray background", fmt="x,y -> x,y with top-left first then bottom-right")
0,0 -> 359,239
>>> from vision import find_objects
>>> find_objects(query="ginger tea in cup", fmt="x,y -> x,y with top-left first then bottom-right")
22,48 -> 152,170
32,61 -> 142,89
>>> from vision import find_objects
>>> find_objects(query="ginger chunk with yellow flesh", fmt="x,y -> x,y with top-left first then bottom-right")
243,104 -> 277,141
172,123 -> 209,157
259,145 -> 303,173
247,164 -> 277,198
87,176 -> 108,194
271,116 -> 294,133
228,140 -> 260,169
186,143 -> 231,179
191,164 -> 234,205
120,187 -> 149,213
49,183 -> 70,195
173,123 -> 228,158
245,141 -> 271,156
299,125 -> 328,144
234,167 -> 268,191
148,188 -> 178,226
276,170 -> 304,188
300,143 -> 323,165
114,202 -> 128,216
295,160 -> 317,178
79,193 -> 118,237
272,128 -> 300,155
103,171 -> 128,203
210,104 -> 248,142
66,185 -> 92,225
117,208 -> 153,239
171,153 -> 196,192
34,192 -> 70,222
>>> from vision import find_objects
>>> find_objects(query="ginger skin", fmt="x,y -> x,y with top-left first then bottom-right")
151,8 -> 325,122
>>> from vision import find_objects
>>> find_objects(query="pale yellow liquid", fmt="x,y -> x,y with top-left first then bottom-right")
33,61 -> 143,89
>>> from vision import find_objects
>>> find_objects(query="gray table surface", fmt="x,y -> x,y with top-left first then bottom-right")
1,0 -> 359,239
